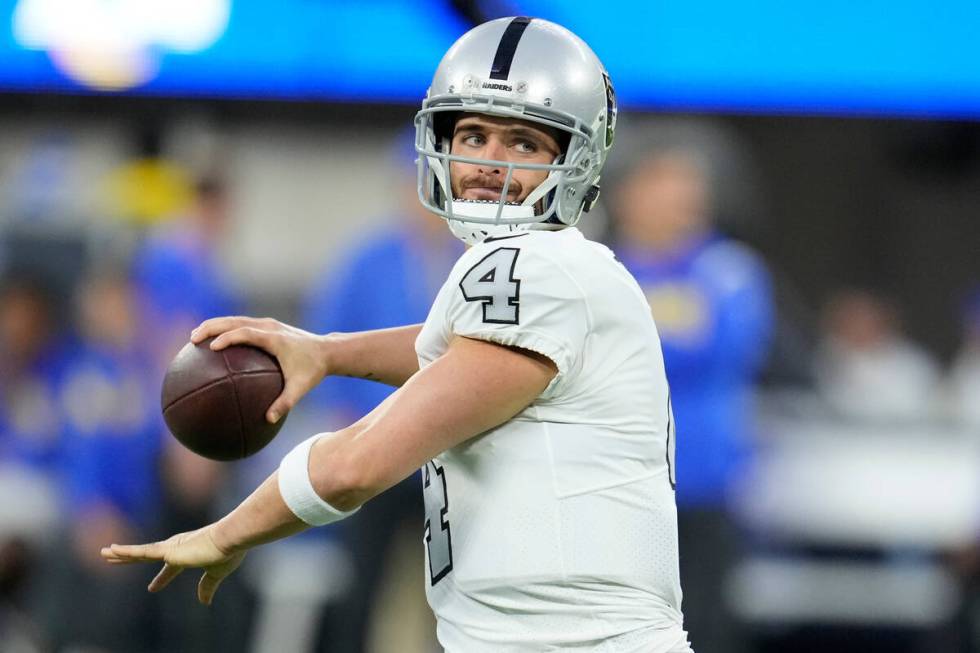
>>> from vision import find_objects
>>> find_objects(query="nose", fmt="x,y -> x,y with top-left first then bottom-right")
476,137 -> 506,175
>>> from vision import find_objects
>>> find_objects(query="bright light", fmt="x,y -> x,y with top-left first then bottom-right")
12,0 -> 231,90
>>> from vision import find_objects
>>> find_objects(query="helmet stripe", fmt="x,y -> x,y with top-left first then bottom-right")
489,17 -> 532,81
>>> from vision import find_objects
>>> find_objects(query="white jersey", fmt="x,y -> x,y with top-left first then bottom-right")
416,228 -> 690,653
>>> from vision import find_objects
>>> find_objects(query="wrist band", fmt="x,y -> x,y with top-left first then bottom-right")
278,433 -> 359,526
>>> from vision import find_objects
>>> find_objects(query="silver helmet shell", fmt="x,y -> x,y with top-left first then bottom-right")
415,17 -> 617,244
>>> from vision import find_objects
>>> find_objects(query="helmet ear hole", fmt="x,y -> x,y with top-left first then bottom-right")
431,175 -> 443,206
433,112 -> 459,147
556,130 -> 571,156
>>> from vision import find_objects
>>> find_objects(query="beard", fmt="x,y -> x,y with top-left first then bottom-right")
451,171 -> 525,203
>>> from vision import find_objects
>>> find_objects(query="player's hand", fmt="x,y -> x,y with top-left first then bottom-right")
191,316 -> 329,423
101,526 -> 246,606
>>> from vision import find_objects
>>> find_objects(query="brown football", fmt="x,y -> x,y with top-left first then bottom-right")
161,338 -> 287,461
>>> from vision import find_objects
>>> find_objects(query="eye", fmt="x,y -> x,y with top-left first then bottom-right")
514,140 -> 538,154
460,133 -> 485,147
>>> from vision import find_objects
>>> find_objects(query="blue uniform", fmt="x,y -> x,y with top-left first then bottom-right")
58,345 -> 163,527
303,225 -> 462,420
0,340 -> 74,474
133,228 -> 242,327
619,233 -> 773,507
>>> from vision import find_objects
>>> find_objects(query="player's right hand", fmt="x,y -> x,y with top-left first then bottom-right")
191,316 -> 329,424
101,526 -> 246,606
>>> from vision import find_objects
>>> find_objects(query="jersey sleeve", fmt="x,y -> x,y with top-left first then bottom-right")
445,241 -> 590,392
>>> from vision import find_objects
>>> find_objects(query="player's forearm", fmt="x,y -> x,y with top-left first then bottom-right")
210,474 -> 309,554
310,338 -> 557,511
322,324 -> 422,387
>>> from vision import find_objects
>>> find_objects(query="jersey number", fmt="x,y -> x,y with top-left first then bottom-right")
459,247 -> 521,324
423,460 -> 453,585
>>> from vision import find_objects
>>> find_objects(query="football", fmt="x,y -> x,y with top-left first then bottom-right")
161,338 -> 287,461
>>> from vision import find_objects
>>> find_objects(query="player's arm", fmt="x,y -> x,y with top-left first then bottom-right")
306,335 -> 557,509
102,336 -> 556,603
211,335 -> 555,546
320,324 -> 423,386
190,317 -> 423,422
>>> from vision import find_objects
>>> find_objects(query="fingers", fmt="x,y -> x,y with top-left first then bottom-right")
101,529 -> 245,604
210,326 -> 276,353
102,555 -> 139,565
149,563 -> 185,592
101,541 -> 168,563
267,382 -> 302,423
191,316 -> 253,343
198,571 -> 225,606
192,316 -> 277,344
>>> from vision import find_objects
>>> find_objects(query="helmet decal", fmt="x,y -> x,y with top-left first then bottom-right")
602,70 -> 617,149
489,16 -> 532,81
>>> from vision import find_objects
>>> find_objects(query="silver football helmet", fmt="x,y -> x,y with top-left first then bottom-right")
415,17 -> 617,244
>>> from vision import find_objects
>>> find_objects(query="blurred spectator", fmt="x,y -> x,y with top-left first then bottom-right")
60,271 -> 162,542
923,288 -> 980,652
304,187 -> 462,425
301,140 -> 461,653
0,274 -> 71,653
132,175 -> 243,369
0,275 -> 72,472
948,289 -> 980,431
611,147 -> 774,653
36,270 -> 162,651
815,288 -> 941,424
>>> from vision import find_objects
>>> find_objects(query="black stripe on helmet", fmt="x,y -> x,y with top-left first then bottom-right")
489,17 -> 532,81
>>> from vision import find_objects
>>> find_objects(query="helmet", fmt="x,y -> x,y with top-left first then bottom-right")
415,17 -> 617,244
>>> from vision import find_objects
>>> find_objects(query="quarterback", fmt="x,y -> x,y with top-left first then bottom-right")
103,17 -> 693,653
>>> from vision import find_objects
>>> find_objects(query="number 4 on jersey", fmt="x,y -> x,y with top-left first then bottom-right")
423,460 -> 453,585
459,247 -> 521,324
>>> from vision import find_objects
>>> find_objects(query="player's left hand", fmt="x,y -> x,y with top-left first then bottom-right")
101,526 -> 246,605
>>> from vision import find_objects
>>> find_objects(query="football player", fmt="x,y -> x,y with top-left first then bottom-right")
103,17 -> 693,653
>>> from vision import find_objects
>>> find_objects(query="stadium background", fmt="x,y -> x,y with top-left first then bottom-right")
0,2 -> 978,652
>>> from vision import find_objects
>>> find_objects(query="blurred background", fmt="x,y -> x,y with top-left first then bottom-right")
0,1 -> 978,652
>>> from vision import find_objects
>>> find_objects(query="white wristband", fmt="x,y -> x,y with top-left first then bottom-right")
278,433 -> 359,526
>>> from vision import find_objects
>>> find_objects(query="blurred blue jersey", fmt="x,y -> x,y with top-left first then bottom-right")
304,224 -> 462,421
59,345 -> 163,527
133,228 -> 242,326
0,338 -> 74,473
619,233 -> 774,507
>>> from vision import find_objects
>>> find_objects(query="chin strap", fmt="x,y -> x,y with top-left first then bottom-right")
447,200 -> 535,245
448,199 -> 535,222
521,169 -> 560,211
